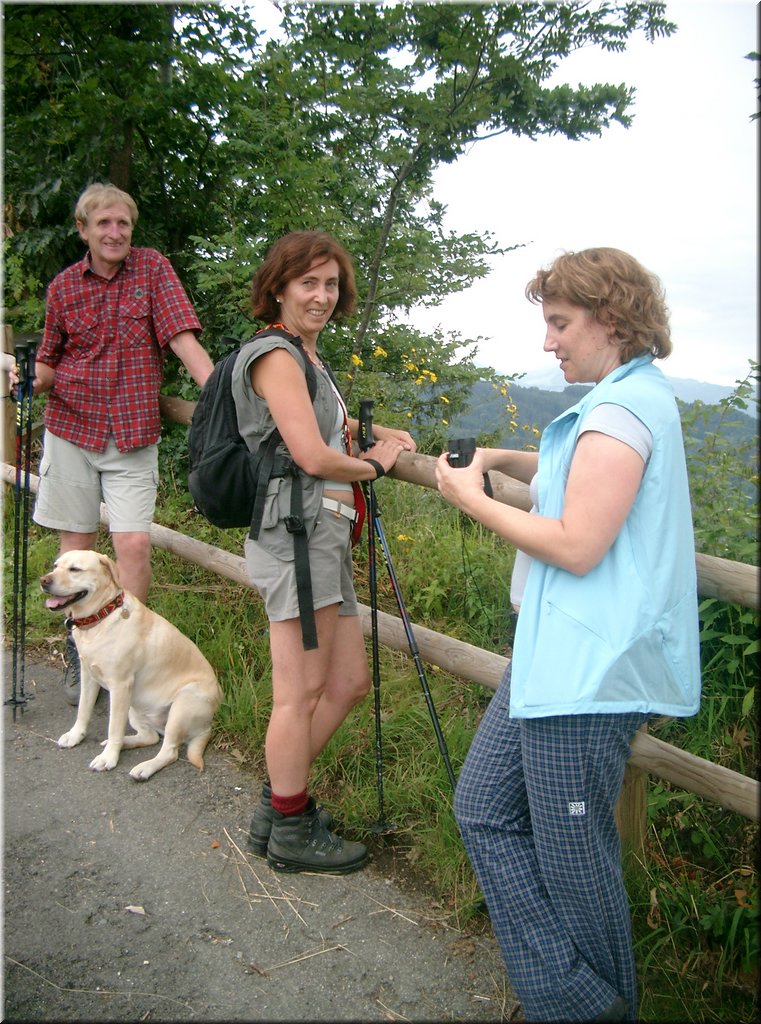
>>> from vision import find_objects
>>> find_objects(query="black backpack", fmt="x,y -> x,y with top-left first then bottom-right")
187,328 -> 317,531
187,327 -> 321,649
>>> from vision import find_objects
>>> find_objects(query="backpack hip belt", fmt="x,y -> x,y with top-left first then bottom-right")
320,497 -> 359,524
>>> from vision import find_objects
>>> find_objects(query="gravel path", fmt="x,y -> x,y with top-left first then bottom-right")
2,654 -> 515,1022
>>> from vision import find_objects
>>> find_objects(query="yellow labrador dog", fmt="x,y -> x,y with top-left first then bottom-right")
40,550 -> 222,781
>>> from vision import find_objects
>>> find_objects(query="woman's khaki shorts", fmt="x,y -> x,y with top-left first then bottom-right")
33,431 -> 159,534
244,507 -> 358,621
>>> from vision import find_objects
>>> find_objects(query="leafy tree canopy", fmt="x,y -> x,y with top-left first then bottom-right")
3,1 -> 675,434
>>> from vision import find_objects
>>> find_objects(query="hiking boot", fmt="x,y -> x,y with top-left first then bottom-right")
247,784 -> 333,858
63,626 -> 81,706
267,804 -> 368,875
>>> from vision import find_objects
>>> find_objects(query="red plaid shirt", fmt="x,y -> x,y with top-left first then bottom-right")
38,247 -> 202,453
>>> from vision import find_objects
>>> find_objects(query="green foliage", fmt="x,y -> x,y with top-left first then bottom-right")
2,514 -> 61,662
5,0 -> 676,412
624,367 -> 759,1020
686,365 -> 758,513
353,480 -> 516,653
1,245 -> 46,332
680,361 -> 759,563
630,796 -> 759,1021
2,3 -> 264,277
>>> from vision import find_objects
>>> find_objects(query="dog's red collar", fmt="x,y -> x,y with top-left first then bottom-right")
66,592 -> 125,630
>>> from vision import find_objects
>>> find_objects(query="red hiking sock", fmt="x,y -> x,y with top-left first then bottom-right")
271,789 -> 308,817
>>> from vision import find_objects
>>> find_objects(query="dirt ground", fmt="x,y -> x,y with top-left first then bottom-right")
2,652 -> 517,1022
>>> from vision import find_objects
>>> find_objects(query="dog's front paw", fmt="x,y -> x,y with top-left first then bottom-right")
58,728 -> 86,748
89,749 -> 119,772
129,761 -> 157,782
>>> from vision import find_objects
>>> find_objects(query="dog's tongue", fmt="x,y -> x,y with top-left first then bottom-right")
45,596 -> 71,610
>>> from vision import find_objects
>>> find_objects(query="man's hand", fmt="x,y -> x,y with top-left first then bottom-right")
5,354 -> 54,395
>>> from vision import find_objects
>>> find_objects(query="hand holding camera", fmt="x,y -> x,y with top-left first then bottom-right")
446,437 -> 493,497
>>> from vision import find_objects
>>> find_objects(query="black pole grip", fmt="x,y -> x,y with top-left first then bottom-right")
26,346 -> 36,390
13,339 -> 37,389
359,399 -> 375,452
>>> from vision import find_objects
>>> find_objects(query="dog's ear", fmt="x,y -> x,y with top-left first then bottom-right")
99,554 -> 122,589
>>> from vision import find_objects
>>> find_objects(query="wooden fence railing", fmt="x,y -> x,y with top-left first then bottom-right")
156,395 -> 760,610
2,461 -> 757,839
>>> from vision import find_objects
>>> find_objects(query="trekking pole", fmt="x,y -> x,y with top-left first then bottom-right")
359,401 -> 457,795
6,339 -> 37,719
358,399 -> 392,833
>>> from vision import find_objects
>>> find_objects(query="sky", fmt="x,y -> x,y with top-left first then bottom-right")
409,0 -> 758,387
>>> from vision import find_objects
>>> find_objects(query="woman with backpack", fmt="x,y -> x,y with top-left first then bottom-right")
232,231 -> 415,874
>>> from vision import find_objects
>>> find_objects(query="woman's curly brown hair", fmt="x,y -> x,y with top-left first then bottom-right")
525,248 -> 672,362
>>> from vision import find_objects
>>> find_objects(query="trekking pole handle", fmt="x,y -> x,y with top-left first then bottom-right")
26,345 -> 36,392
13,339 -> 37,389
358,399 -> 375,452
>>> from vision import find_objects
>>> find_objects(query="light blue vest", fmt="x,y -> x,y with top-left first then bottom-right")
510,355 -> 701,718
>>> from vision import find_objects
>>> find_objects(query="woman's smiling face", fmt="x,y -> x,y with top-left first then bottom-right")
276,258 -> 340,344
541,300 -> 621,385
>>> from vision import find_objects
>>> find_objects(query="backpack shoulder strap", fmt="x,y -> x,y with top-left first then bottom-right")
246,326 -> 322,650
246,327 -> 317,541
253,326 -> 318,403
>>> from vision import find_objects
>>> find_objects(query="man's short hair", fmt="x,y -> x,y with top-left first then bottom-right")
75,183 -> 139,227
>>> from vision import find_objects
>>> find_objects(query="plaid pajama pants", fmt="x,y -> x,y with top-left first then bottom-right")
454,663 -> 649,1022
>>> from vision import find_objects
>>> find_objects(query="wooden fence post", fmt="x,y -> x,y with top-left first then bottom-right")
615,724 -> 649,869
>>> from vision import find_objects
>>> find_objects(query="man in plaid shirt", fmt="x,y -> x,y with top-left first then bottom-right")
25,182 -> 214,701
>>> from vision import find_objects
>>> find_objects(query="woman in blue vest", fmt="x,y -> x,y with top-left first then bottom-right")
435,248 -> 700,1022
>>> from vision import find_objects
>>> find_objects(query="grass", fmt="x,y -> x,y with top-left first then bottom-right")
3,469 -> 757,1022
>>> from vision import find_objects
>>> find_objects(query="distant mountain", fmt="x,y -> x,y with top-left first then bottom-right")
445,377 -> 756,452
517,366 -> 735,406
664,377 -> 735,405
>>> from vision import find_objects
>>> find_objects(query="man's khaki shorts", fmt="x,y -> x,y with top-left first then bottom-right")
33,431 -> 158,534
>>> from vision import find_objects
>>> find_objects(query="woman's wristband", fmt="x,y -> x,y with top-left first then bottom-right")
364,458 -> 386,480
